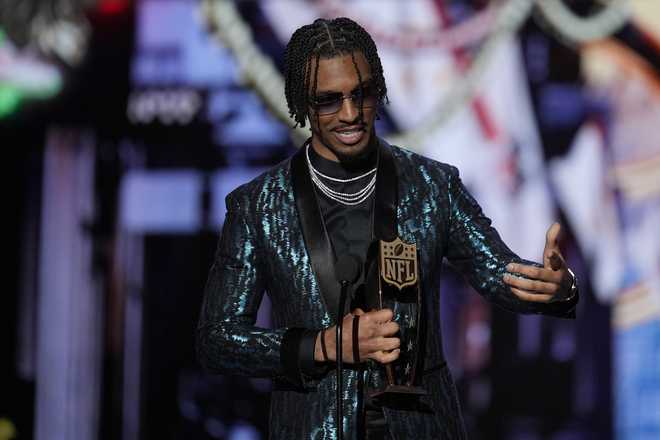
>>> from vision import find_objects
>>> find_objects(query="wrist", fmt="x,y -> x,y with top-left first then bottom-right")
314,331 -> 324,362
554,267 -> 577,302
314,328 -> 334,362
565,267 -> 578,300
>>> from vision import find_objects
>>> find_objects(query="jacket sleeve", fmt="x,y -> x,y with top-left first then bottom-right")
443,166 -> 577,318
196,191 -> 326,385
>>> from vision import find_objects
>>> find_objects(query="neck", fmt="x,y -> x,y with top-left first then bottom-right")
310,133 -> 378,166
308,140 -> 377,176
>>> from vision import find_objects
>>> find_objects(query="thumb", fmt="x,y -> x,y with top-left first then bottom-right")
547,251 -> 564,271
544,223 -> 561,269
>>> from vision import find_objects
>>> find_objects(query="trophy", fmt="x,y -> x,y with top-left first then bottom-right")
359,236 -> 426,401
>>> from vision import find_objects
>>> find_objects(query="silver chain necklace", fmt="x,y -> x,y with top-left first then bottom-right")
306,144 -> 377,206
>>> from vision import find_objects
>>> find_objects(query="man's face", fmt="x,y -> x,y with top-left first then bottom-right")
308,52 -> 378,163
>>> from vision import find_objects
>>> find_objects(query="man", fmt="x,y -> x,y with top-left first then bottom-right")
197,17 -> 578,439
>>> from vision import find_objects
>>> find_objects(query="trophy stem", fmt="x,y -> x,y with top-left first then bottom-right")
385,364 -> 395,385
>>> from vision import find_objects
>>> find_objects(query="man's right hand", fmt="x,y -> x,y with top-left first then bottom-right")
314,308 -> 400,364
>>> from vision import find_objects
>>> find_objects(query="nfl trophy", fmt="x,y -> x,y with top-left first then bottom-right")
361,236 -> 426,400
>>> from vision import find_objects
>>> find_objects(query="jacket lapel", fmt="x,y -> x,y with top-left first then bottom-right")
372,139 -> 398,241
291,145 -> 339,322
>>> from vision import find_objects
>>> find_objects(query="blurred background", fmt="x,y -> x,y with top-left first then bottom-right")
1,0 -> 659,439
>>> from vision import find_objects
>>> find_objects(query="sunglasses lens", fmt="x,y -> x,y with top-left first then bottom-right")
316,99 -> 343,115
311,85 -> 380,115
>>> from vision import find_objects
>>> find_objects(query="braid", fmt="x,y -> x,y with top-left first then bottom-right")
349,50 -> 364,125
312,53 -> 321,140
283,17 -> 388,128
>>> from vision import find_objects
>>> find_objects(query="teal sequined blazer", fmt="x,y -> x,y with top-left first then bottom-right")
197,140 -> 577,439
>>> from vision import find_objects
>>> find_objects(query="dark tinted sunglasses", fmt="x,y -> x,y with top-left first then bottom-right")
309,83 -> 380,115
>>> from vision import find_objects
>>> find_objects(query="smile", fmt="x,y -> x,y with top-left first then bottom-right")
333,126 -> 365,145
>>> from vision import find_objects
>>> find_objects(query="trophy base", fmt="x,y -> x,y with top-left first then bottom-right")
369,385 -> 429,411
369,385 -> 427,399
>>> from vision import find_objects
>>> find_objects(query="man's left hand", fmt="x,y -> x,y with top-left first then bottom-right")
503,222 -> 573,303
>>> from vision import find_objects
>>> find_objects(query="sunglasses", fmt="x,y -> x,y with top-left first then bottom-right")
309,82 -> 380,115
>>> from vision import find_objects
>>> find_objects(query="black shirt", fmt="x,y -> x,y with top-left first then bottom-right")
308,143 -> 389,439
308,143 -> 376,275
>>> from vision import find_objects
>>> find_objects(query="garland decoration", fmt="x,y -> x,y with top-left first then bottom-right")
388,0 -> 534,148
0,0 -> 93,65
535,0 -> 630,45
201,0 -> 309,145
201,0 -> 631,149
315,0 -> 499,52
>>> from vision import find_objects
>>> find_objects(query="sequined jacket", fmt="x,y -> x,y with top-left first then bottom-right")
196,140 -> 578,439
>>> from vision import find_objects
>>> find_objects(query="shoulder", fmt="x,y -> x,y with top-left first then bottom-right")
225,156 -> 293,209
386,141 -> 460,185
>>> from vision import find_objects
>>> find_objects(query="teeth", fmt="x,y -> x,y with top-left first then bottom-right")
334,129 -> 364,145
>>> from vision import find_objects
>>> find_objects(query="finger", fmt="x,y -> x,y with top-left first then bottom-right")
364,337 -> 400,353
367,308 -> 394,324
503,273 -> 559,295
506,263 -> 563,284
352,308 -> 366,316
543,223 -> 561,269
510,287 -> 553,303
369,349 -> 401,364
372,321 -> 400,338
545,222 -> 561,250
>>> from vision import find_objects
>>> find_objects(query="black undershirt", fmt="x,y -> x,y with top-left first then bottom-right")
308,144 -> 375,273
308,144 -> 389,439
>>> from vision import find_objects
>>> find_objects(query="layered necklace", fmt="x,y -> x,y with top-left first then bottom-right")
306,144 -> 377,206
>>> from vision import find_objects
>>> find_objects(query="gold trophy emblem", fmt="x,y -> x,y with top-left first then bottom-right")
380,238 -> 417,290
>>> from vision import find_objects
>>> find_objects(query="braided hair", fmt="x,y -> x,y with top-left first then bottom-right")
283,17 -> 388,128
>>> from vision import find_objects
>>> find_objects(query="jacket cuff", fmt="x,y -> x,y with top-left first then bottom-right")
281,328 -> 328,388
298,329 -> 319,376
281,328 -> 306,386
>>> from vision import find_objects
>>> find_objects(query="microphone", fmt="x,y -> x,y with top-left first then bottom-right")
335,254 -> 361,285
334,255 -> 361,440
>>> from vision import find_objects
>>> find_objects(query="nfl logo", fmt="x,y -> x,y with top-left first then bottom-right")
380,237 -> 418,290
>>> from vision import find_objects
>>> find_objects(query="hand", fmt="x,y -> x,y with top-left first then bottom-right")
315,308 -> 400,364
502,222 -> 573,303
